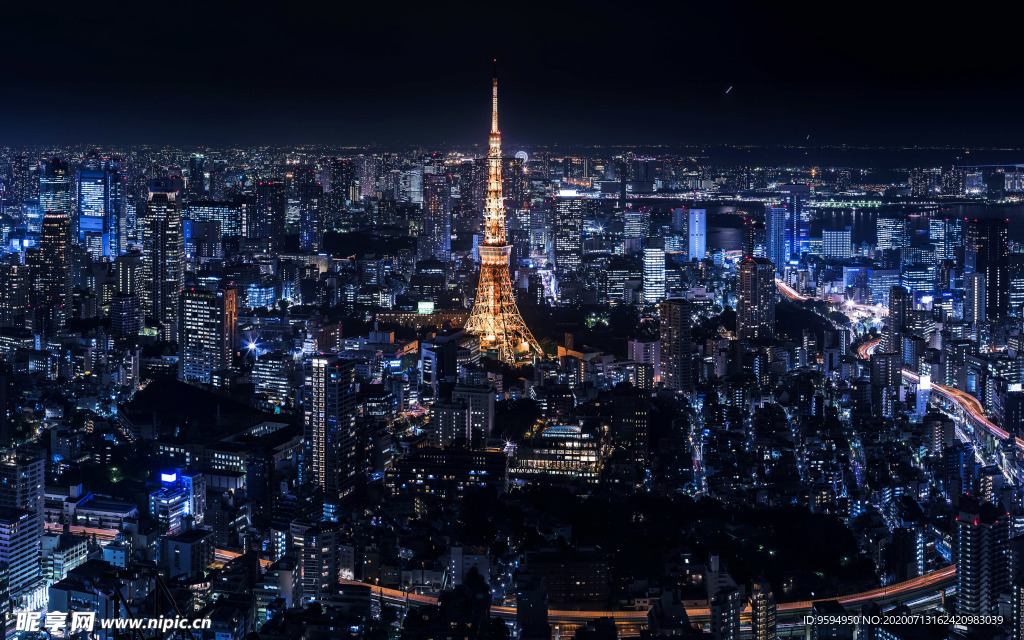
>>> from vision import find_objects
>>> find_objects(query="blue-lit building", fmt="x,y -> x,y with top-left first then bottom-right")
765,205 -> 787,273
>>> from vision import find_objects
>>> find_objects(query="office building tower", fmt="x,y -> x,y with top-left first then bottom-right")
178,288 -> 238,384
765,206 -> 786,272
942,168 -> 966,196
909,169 -> 932,197
295,166 -> 324,252
659,298 -> 692,393
957,497 -> 1010,615
736,257 -> 776,341
966,219 -> 1009,319
110,292 -> 143,346
822,227 -> 852,259
965,273 -> 986,324
185,201 -> 247,237
0,264 -> 29,329
877,216 -> 905,251
778,183 -> 810,260
144,180 -> 185,329
39,159 -> 71,218
38,212 -> 72,336
421,173 -> 452,260
115,251 -> 143,296
671,208 -> 687,233
0,448 -> 44,593
304,356 -> 359,504
253,179 -> 286,252
750,582 -> 777,640
359,155 -> 380,199
643,238 -> 666,304
929,218 -> 953,261
710,587 -> 742,640
688,208 -> 707,261
76,160 -> 124,258
188,153 -> 206,199
744,220 -> 766,258
552,191 -> 584,273
624,208 -> 650,240
0,509 -> 37,594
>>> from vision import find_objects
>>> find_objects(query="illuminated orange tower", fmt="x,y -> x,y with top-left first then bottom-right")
464,66 -> 542,364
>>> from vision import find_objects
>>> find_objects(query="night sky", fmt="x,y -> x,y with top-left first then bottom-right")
1,0 -> 1019,147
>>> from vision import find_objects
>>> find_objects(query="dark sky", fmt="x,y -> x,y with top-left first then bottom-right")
1,0 -> 1019,147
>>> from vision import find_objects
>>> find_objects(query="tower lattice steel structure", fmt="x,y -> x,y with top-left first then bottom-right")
464,69 -> 542,364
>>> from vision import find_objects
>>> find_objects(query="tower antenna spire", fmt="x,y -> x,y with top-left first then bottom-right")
491,58 -> 499,134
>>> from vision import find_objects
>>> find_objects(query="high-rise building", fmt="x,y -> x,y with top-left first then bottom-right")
463,71 -> 542,364
659,298 -> 692,393
643,238 -> 666,304
110,292 -> 143,346
0,264 -> 29,329
778,184 -> 810,260
710,587 -> 742,640
38,212 -> 72,336
39,159 -> 71,218
253,179 -> 286,252
188,153 -> 206,199
185,201 -> 247,237
144,180 -> 185,329
0,448 -> 44,593
750,582 -> 777,640
552,192 -> 584,273
965,273 -> 986,324
736,257 -> 776,341
957,497 -> 1010,615
688,208 -> 707,261
765,206 -> 786,273
178,288 -> 238,384
822,227 -> 852,259
743,220 -> 766,258
623,208 -> 650,240
76,160 -> 124,258
876,216 -> 905,251
966,219 -> 1009,319
295,166 -> 324,252
115,251 -> 144,296
421,173 -> 452,260
303,356 -> 359,505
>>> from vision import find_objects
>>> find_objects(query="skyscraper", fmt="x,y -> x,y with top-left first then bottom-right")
750,582 -> 777,640
76,159 -> 124,258
877,216 -> 905,251
957,497 -> 1010,615
643,238 -> 666,304
822,227 -> 852,259
659,298 -> 692,393
736,257 -> 776,341
552,191 -> 584,274
765,206 -> 786,273
254,179 -> 286,252
463,70 -> 543,364
39,159 -> 71,218
778,183 -> 810,260
303,356 -> 358,505
688,208 -> 707,261
178,288 -> 238,384
144,180 -> 185,330
966,219 -> 1009,319
965,273 -> 986,324
0,448 -> 44,593
295,166 -> 324,252
421,173 -> 452,260
38,212 -> 72,336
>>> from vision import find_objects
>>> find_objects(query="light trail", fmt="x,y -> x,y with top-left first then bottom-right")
855,336 -> 882,360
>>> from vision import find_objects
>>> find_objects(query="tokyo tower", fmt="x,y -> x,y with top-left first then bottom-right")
464,67 -> 543,365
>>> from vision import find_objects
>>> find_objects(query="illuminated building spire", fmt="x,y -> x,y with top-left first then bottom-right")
465,64 -> 543,365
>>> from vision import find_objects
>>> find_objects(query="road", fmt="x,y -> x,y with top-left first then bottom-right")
341,565 -> 956,629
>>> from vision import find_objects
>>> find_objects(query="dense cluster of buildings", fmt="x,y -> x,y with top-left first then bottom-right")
5,105 -> 1024,639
